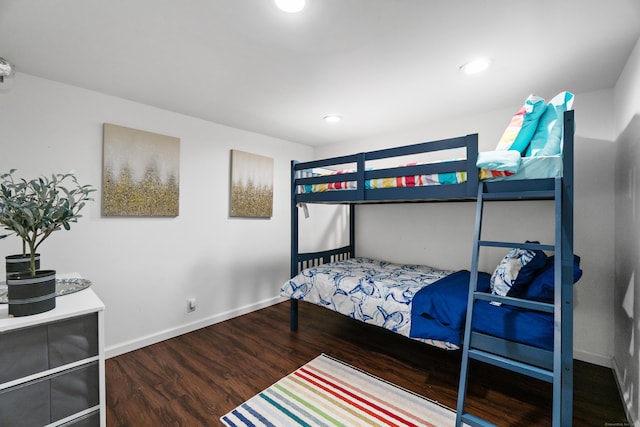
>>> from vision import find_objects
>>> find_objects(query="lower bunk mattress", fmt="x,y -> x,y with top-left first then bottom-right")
280,257 -> 555,351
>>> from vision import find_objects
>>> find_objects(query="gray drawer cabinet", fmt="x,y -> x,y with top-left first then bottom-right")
0,286 -> 105,427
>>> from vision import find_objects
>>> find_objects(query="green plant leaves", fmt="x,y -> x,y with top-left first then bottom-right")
0,170 -> 95,274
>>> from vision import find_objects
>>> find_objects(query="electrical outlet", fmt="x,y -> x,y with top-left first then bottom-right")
187,298 -> 196,312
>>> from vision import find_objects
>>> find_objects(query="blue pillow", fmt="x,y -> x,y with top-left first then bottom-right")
505,248 -> 548,297
508,95 -> 546,154
526,103 -> 555,156
526,91 -> 575,157
491,244 -> 547,297
495,94 -> 546,155
519,255 -> 583,303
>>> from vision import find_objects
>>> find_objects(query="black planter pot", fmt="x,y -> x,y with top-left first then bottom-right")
6,269 -> 56,317
5,254 -> 40,280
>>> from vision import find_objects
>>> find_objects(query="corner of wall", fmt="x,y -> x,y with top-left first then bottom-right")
612,357 -> 636,426
613,114 -> 640,427
614,35 -> 640,137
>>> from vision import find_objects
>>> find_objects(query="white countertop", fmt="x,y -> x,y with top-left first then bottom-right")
0,273 -> 104,332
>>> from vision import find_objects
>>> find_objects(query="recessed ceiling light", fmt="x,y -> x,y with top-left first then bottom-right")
460,57 -> 491,74
324,115 -> 342,123
275,0 -> 305,13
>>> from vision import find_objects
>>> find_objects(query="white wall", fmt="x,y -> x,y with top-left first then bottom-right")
0,73 -> 313,357
615,36 -> 640,135
613,36 -> 640,427
312,89 -> 617,368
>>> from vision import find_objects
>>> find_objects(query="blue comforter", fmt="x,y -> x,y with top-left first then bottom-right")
410,270 -> 555,350
282,258 -> 574,351
410,270 -> 489,346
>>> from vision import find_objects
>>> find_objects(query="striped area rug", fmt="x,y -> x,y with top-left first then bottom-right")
220,353 -> 458,426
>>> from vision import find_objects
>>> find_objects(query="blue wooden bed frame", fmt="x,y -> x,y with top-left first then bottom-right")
288,111 -> 575,427
290,132 -> 479,290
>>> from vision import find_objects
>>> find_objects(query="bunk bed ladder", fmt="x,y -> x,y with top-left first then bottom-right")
456,173 -> 573,427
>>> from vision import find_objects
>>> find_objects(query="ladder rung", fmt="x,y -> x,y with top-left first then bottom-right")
478,240 -> 555,251
470,332 -> 553,370
460,413 -> 499,427
473,292 -> 554,313
482,190 -> 555,200
468,349 -> 554,382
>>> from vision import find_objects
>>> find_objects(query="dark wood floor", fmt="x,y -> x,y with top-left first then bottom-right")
106,301 -> 629,426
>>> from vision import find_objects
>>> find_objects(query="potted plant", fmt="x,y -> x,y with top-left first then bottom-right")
0,169 -> 95,316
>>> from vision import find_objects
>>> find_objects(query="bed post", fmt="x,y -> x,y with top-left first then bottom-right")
557,109 -> 575,425
349,203 -> 356,258
466,133 -> 479,198
290,160 -> 299,331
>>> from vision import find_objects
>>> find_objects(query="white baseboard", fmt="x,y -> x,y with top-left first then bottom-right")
573,348 -> 612,368
105,296 -> 287,359
106,299 -> 618,370
612,358 -> 636,427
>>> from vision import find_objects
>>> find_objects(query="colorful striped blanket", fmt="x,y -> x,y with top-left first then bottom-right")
299,164 -> 467,193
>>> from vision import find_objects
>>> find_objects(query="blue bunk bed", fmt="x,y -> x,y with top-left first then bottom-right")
282,107 -> 576,426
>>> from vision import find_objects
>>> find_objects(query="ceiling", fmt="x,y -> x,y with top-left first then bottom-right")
1,0 -> 639,146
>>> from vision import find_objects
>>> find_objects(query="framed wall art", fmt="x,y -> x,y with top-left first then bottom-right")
102,123 -> 180,216
229,149 -> 273,218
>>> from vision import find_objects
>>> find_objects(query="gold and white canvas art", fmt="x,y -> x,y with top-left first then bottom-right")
229,150 -> 273,218
102,123 -> 180,216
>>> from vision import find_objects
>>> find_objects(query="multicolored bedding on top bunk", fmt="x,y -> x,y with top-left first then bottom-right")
298,164 -> 466,194
297,92 -> 573,194
478,92 -> 573,181
281,251 -> 583,351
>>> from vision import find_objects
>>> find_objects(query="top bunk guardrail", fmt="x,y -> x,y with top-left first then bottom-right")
292,133 -> 480,204
292,110 -> 574,205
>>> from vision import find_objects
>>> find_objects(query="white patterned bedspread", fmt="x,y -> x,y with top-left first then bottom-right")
280,257 -> 457,349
